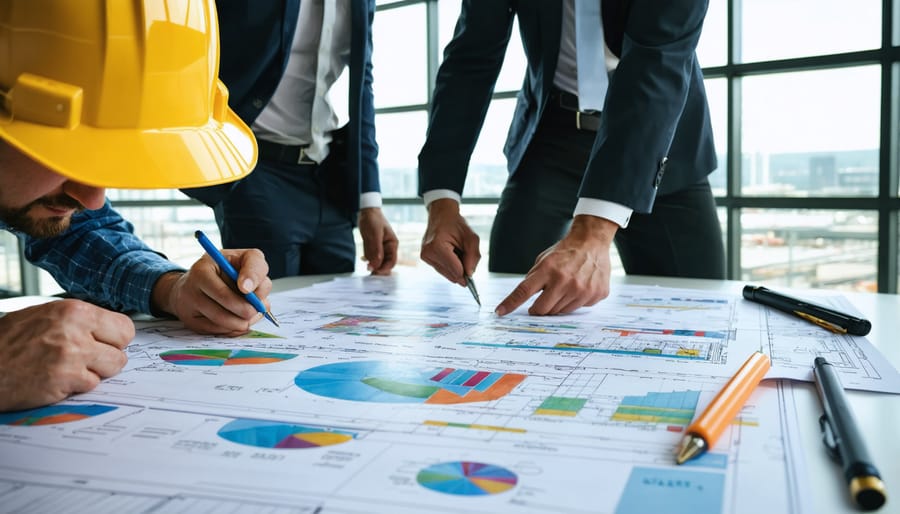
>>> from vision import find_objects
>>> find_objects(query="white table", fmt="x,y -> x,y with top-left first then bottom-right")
2,269 -> 894,513
273,269 -> 900,514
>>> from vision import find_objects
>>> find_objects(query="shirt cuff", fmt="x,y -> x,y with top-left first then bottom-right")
133,261 -> 186,315
360,192 -> 383,209
422,189 -> 461,207
574,198 -> 633,228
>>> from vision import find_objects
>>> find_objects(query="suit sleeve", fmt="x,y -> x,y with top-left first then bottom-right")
579,0 -> 710,212
417,0 -> 516,196
359,0 -> 380,194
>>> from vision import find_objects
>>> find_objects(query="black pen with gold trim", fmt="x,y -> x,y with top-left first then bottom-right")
742,285 -> 871,336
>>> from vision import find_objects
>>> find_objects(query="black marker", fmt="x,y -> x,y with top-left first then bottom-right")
813,357 -> 886,510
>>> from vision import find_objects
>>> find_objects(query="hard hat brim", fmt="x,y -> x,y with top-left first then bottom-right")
0,109 -> 257,190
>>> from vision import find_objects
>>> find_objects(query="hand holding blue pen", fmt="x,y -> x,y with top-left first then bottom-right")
195,230 -> 279,327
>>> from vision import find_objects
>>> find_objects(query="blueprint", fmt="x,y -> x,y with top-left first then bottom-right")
1,275 -> 896,513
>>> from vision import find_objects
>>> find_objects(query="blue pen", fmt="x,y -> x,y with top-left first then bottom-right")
195,230 -> 279,327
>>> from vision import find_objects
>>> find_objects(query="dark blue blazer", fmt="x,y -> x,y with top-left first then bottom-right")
418,0 -> 716,213
185,0 -> 380,212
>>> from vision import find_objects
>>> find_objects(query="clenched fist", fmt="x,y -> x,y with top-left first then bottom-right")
0,299 -> 134,412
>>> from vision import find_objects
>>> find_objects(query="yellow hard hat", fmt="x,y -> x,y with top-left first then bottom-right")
0,0 -> 257,189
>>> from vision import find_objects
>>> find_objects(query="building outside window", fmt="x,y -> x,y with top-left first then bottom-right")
2,0 -> 897,297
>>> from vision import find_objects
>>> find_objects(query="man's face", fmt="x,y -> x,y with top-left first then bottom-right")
0,141 -> 106,238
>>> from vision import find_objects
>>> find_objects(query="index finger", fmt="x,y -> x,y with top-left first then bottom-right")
224,248 -> 270,294
494,275 -> 544,316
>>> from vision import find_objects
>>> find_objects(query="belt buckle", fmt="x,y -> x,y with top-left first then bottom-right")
576,110 -> 600,131
297,147 -> 315,165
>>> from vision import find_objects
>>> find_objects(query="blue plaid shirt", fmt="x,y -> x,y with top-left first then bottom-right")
3,200 -> 183,314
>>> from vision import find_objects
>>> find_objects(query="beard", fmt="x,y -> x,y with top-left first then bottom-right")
0,194 -> 85,238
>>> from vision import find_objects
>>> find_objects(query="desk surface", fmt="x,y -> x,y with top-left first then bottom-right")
1,270 -> 896,513
274,269 -> 900,514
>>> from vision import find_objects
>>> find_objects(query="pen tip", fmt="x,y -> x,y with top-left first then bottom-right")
675,435 -> 706,465
265,312 -> 280,327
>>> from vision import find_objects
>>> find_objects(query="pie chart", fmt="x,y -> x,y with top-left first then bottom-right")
160,349 -> 297,366
294,360 -> 525,404
217,419 -> 355,449
0,404 -> 117,426
416,461 -> 518,496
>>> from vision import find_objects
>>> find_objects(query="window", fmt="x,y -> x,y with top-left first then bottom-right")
6,0 -> 899,296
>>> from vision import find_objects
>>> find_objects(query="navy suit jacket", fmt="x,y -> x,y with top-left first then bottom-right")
418,0 -> 716,213
184,0 -> 380,212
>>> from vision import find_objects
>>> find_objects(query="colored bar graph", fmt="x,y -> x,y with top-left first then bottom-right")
612,390 -> 700,425
430,368 -> 454,382
534,396 -> 588,417
463,371 -> 490,387
423,420 -> 527,434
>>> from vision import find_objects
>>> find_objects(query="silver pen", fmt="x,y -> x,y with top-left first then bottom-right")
454,248 -> 481,307
463,274 -> 481,307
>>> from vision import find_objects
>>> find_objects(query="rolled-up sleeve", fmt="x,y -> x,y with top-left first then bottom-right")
22,200 -> 183,314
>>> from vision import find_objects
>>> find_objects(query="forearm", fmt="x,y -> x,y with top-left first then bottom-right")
24,201 -> 183,314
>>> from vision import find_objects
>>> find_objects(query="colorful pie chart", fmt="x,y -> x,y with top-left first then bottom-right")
0,404 -> 117,426
294,360 -> 525,404
218,419 -> 356,449
416,461 -> 518,496
160,349 -> 297,366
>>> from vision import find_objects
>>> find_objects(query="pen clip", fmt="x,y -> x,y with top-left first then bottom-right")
795,311 -> 847,334
818,413 -> 841,461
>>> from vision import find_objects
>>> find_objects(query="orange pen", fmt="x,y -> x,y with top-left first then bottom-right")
675,351 -> 771,464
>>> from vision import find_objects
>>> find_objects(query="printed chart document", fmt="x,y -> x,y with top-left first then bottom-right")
2,275 -> 897,513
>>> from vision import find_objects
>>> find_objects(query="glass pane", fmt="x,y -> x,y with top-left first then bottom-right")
464,98 -> 516,198
437,0 -> 459,57
741,209 -> 877,292
113,205 -> 220,269
705,77 -> 727,196
373,4 -> 428,107
370,204 -> 428,269
438,2 -> 526,93
740,0 -> 881,63
696,0 -> 727,67
376,111 -> 428,198
106,189 -> 186,202
375,202 -> 626,278
0,230 -> 22,296
741,66 -> 880,197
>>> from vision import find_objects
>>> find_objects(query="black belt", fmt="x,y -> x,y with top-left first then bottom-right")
549,89 -> 601,132
257,139 -> 317,165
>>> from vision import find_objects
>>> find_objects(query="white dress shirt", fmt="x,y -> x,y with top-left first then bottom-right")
252,0 -> 381,209
423,0 -> 631,228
